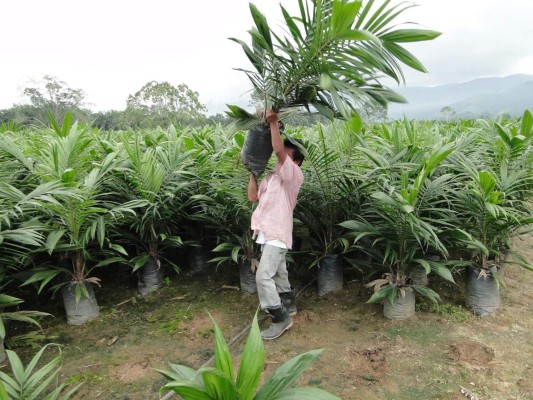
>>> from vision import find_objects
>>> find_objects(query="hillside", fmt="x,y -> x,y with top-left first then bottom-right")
387,74 -> 533,120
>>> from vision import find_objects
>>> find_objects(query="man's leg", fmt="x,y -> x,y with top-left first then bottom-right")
272,255 -> 297,316
256,244 -> 293,340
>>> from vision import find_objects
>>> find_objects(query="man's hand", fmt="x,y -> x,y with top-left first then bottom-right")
266,109 -> 278,124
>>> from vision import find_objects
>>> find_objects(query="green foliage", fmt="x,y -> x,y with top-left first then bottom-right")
0,344 -> 81,400
296,122 -> 360,264
20,75 -> 89,125
125,81 -> 208,128
416,301 -> 470,322
158,313 -> 339,399
229,0 -> 440,123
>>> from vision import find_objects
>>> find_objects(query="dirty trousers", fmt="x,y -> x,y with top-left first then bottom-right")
256,244 -> 292,310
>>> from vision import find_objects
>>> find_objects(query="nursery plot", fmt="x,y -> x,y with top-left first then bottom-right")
4,235 -> 532,400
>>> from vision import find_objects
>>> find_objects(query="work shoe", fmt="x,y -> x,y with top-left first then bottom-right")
261,306 -> 293,340
279,290 -> 297,316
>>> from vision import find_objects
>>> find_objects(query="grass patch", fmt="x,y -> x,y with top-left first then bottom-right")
386,321 -> 441,344
416,300 -> 470,322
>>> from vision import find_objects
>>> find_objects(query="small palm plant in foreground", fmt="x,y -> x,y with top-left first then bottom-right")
0,344 -> 81,400
158,313 -> 339,399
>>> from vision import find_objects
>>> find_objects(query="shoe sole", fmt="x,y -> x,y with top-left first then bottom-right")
262,320 -> 294,341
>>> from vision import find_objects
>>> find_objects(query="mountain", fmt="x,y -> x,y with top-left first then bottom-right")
387,74 -> 533,120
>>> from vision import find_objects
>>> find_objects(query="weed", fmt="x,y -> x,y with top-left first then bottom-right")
386,322 -> 441,344
65,373 -> 104,385
308,377 -> 324,386
417,301 -> 470,322
198,328 -> 214,339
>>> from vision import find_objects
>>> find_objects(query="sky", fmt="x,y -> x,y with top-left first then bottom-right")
1,0 -> 532,115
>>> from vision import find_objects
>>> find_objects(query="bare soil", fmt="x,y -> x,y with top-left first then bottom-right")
4,236 -> 533,400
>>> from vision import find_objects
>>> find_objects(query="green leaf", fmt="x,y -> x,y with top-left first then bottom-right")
45,230 -> 65,254
412,258 -> 431,274
0,381 -> 9,400
209,314 -> 234,381
200,367 -> 240,398
272,386 -> 341,399
366,285 -> 392,304
249,3 -> 272,50
61,168 -> 77,185
225,104 -> 256,121
237,313 -> 264,400
0,294 -> 23,308
109,243 -> 129,256
160,382 -> 211,400
6,350 -> 25,387
383,42 -> 428,72
412,285 -> 441,303
381,29 -> 441,43
338,29 -> 377,42
255,350 -> 323,400
156,364 -> 200,384
520,109 -> 533,137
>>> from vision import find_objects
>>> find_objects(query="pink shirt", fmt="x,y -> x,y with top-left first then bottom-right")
251,158 -> 304,249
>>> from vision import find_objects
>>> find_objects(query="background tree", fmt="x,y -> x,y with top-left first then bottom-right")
441,106 -> 457,121
20,75 -> 89,124
125,81 -> 207,128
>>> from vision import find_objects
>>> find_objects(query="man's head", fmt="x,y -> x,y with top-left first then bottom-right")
284,138 -> 305,166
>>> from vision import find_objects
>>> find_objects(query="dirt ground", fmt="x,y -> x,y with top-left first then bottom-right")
5,236 -> 533,400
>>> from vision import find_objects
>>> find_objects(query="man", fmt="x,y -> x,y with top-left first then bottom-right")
247,109 -> 305,340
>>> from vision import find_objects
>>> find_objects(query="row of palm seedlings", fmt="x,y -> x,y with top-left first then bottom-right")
339,112 -> 533,318
0,111 -> 532,339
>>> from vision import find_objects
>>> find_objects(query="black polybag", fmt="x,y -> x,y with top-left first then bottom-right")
241,124 -> 273,177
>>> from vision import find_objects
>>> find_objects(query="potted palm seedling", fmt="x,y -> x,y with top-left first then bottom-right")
341,141 -> 461,319
227,0 -> 440,176
451,155 -> 533,317
295,123 -> 362,296
22,115 -> 142,325
0,181 -> 67,360
203,131 -> 262,294
112,127 -> 201,296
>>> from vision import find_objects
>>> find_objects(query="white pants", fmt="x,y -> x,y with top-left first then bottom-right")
256,244 -> 292,310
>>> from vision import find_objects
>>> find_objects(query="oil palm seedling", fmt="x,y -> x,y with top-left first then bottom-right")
202,130 -> 262,293
228,0 -> 440,120
227,0 -> 440,176
22,115 -> 142,325
0,293 -> 50,364
450,153 -> 533,317
0,180 -> 75,355
111,126 -> 204,295
157,313 -> 340,399
341,140 -> 462,319
295,122 -> 361,296
0,344 -> 81,399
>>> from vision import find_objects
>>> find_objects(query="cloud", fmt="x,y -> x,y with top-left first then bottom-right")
0,0 -> 531,114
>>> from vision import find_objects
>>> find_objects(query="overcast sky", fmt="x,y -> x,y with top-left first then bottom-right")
1,0 -> 532,115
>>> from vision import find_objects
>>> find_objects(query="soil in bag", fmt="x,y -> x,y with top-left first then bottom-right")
241,124 -> 273,177
318,254 -> 343,297
465,266 -> 500,317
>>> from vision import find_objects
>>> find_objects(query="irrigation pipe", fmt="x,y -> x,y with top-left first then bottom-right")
159,277 -> 317,400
